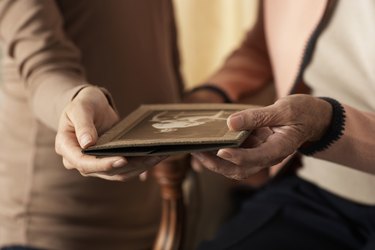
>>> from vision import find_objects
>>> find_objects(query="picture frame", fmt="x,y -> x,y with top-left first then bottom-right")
83,103 -> 254,156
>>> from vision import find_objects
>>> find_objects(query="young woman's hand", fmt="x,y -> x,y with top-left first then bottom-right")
55,86 -> 165,181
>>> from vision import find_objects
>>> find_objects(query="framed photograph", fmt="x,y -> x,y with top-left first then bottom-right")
83,103 -> 254,156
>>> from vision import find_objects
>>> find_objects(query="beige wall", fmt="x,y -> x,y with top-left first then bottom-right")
174,0 -> 258,88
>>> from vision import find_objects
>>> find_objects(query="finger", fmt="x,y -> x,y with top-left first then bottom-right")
62,157 -> 73,170
88,162 -> 149,181
139,171 -> 148,181
192,152 -> 234,177
98,155 -> 166,177
86,172 -> 133,182
192,152 -> 262,180
252,127 -> 274,141
241,127 -> 274,148
191,156 -> 204,172
65,105 -> 98,149
241,135 -> 263,148
123,156 -> 167,173
56,129 -> 127,174
227,104 -> 287,131
217,131 -> 298,168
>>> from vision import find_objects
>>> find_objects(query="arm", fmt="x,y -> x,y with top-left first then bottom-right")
0,0 -> 87,129
0,0 -> 165,181
192,95 -> 375,179
312,103 -> 375,174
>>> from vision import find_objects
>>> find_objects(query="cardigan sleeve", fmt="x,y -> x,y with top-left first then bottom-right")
204,2 -> 273,102
0,0 -> 90,130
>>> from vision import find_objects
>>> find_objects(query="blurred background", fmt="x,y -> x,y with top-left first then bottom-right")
174,0 -> 258,88
0,0 -> 258,102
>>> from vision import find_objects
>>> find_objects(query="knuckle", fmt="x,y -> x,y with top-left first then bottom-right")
80,172 -> 89,177
231,173 -> 246,180
54,135 -> 62,154
228,167 -> 246,180
206,162 -> 219,172
259,154 -> 273,167
62,158 -> 71,169
78,167 -> 88,175
249,111 -> 264,127
55,143 -> 61,155
227,150 -> 247,166
283,101 -> 298,120
232,169 -> 253,180
275,99 -> 289,115
103,164 -> 114,172
232,155 -> 247,166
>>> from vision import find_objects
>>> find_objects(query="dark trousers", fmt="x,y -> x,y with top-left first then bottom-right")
198,175 -> 375,250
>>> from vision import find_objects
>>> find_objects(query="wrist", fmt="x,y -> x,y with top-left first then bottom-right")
185,84 -> 233,104
299,97 -> 346,155
309,97 -> 333,141
74,85 -> 117,112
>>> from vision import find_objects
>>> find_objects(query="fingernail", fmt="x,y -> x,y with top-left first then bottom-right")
229,114 -> 244,130
80,133 -> 92,148
112,158 -> 127,168
217,150 -> 232,160
139,172 -> 148,181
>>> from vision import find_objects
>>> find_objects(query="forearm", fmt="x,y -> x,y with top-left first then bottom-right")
310,103 -> 375,174
0,0 -> 89,130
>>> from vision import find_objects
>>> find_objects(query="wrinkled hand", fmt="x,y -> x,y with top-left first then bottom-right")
192,94 -> 332,180
55,86 -> 166,181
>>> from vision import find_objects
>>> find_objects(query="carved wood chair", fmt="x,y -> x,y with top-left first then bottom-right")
153,155 -> 190,250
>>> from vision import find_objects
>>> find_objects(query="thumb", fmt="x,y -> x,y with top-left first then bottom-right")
77,127 -> 97,149
68,106 -> 99,149
227,105 -> 284,131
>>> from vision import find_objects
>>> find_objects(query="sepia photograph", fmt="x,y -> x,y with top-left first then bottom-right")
120,109 -> 231,141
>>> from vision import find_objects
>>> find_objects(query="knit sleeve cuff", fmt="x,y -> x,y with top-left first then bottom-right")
298,97 -> 346,156
189,84 -> 233,103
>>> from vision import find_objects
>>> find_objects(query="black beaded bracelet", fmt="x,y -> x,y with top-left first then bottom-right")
189,84 -> 233,103
298,97 -> 346,155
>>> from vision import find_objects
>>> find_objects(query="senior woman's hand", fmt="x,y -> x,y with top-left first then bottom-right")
191,94 -> 332,180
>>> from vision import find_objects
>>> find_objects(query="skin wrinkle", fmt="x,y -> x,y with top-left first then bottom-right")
194,94 -> 333,180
